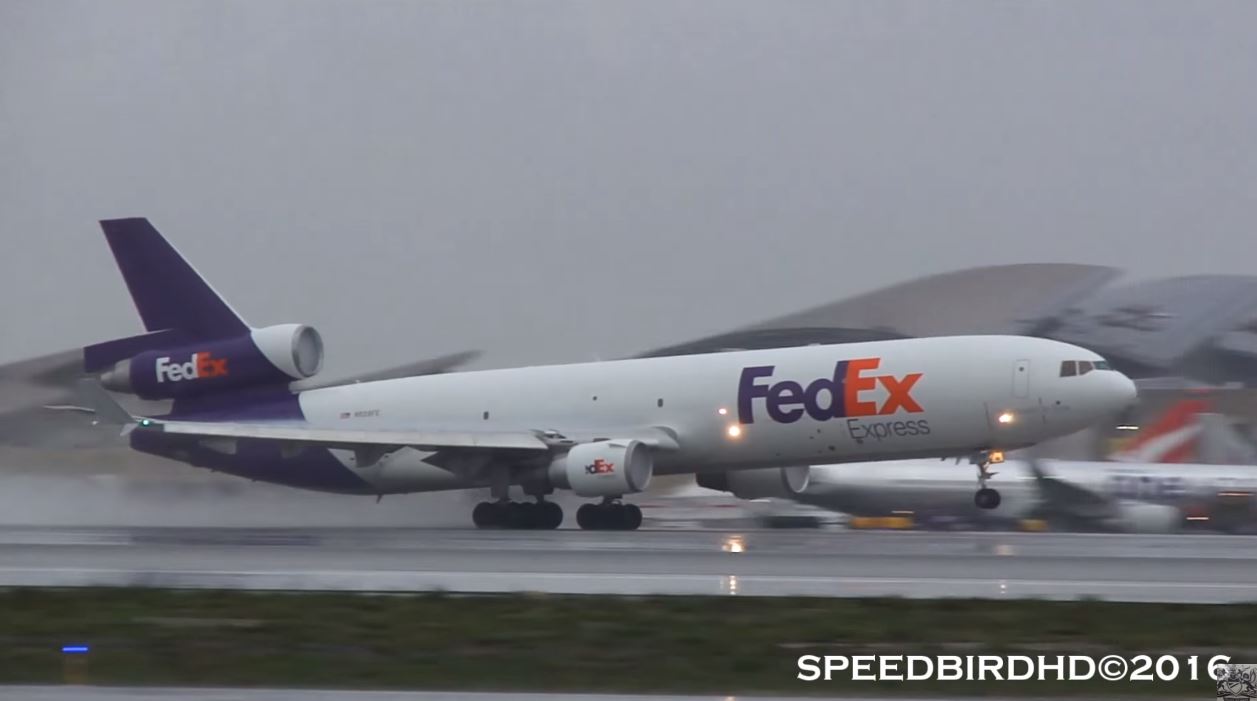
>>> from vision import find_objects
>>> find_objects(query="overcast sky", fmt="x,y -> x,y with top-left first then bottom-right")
2,1 -> 1255,374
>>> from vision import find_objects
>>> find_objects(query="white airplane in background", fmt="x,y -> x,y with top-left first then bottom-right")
67,218 -> 1134,530
749,399 -> 1257,533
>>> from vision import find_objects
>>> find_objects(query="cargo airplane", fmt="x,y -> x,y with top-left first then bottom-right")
72,218 -> 1136,530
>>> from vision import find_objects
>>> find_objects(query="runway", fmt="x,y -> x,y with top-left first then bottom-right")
2,526 -> 1256,603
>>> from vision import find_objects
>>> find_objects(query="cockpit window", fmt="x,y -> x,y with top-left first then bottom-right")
1062,359 -> 1112,377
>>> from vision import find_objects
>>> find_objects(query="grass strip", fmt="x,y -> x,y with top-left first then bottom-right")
0,588 -> 1245,696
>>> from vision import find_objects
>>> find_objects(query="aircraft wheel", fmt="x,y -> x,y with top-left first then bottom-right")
472,501 -> 498,528
508,502 -> 532,528
974,488 -> 1002,510
623,503 -> 643,530
539,501 -> 564,529
576,503 -> 598,530
577,502 -> 642,530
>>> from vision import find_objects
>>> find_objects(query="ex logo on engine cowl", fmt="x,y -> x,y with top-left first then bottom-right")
737,358 -> 922,424
585,459 -> 616,475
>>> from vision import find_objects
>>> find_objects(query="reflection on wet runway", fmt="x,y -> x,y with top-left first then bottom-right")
2,526 -> 1256,602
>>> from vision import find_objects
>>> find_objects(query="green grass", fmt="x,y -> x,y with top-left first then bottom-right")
0,589 -> 1242,696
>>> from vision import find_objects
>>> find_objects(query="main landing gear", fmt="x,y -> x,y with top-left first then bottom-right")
575,498 -> 643,531
469,476 -> 642,531
472,499 -> 564,530
971,450 -> 1004,510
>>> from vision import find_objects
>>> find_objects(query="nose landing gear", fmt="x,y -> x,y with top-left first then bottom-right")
971,450 -> 1004,510
974,487 -> 1001,510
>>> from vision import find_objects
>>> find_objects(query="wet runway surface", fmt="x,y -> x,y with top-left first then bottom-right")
2,526 -> 1255,602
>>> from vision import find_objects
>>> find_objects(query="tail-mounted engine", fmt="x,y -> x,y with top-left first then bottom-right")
100,324 -> 323,400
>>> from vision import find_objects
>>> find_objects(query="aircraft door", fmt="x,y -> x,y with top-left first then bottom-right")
1013,359 -> 1030,398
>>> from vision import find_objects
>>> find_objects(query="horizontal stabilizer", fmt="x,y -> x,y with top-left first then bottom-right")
74,379 -> 137,426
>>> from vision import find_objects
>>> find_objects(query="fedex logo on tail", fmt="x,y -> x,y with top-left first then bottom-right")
155,352 -> 229,383
738,358 -> 923,424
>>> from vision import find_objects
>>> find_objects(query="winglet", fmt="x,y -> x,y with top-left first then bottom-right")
75,379 -> 139,428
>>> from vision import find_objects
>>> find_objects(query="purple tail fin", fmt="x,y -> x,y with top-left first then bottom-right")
99,218 -> 247,337
85,218 -> 249,372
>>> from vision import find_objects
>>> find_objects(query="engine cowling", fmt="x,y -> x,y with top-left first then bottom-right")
100,324 -> 324,400
548,440 -> 653,498
696,466 -> 811,500
1109,501 -> 1182,533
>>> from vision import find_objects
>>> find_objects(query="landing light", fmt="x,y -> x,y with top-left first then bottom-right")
726,424 -> 743,439
717,407 -> 728,416
997,412 -> 1015,425
989,450 -> 1006,464
723,536 -> 746,553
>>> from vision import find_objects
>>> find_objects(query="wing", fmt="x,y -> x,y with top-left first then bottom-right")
1024,459 -> 1116,521
76,380 -> 679,457
154,419 -> 551,451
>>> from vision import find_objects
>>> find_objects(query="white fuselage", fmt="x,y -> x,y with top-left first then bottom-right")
801,459 -> 1257,521
289,335 -> 1134,494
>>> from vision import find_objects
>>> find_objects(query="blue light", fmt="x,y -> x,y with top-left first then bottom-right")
61,645 -> 90,654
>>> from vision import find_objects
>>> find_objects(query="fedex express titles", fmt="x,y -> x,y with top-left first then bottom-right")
739,357 -> 930,443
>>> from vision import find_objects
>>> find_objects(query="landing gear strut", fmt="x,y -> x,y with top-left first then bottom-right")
472,499 -> 564,530
576,498 -> 643,531
971,450 -> 1003,510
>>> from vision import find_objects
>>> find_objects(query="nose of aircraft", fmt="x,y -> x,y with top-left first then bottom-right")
1106,371 -> 1139,412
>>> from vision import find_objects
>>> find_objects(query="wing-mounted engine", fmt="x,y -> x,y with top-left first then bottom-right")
1108,501 -> 1182,533
548,440 -> 653,497
696,466 -> 811,500
100,324 -> 324,400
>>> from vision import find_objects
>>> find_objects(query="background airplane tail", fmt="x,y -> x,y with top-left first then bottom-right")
1195,412 -> 1257,465
1110,399 -> 1207,463
84,218 -> 249,372
1110,398 -> 1257,464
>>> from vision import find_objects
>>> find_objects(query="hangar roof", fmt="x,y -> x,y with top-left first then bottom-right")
645,263 -> 1257,385
640,263 -> 1118,357
1050,275 -> 1257,370
743,263 -> 1120,337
